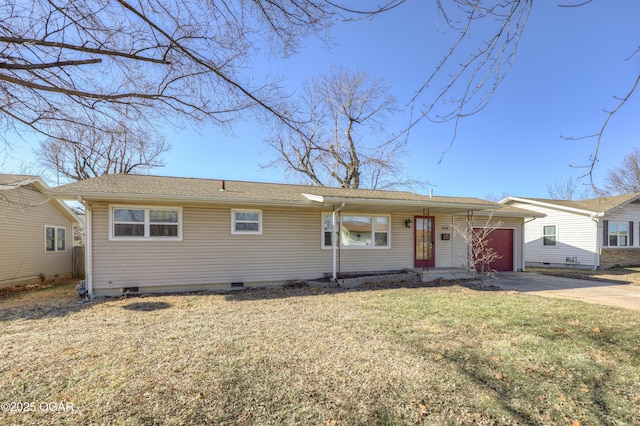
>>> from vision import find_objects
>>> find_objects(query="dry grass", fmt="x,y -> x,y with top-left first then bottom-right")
1,280 -> 639,425
529,266 -> 640,285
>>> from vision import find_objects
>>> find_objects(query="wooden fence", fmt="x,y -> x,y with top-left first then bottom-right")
72,246 -> 85,279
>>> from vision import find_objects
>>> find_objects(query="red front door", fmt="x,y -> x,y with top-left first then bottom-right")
415,216 -> 435,268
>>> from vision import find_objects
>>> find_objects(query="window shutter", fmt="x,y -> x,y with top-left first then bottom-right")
603,220 -> 608,247
630,221 -> 634,246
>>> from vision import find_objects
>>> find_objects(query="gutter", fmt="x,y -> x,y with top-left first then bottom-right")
591,215 -> 600,270
46,190 -> 319,207
319,196 -> 499,211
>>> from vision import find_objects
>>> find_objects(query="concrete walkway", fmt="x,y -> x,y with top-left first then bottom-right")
488,272 -> 640,311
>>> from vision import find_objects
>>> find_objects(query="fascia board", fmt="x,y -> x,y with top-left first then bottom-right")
48,191 -> 319,209
503,196 -> 597,216
602,194 -> 640,215
320,196 -> 501,211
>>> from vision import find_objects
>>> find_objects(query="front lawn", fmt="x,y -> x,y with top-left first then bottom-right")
1,281 -> 638,425
529,266 -> 640,285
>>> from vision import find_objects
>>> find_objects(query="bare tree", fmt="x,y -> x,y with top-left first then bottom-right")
266,67 -> 414,189
38,123 -> 169,181
0,0 -> 369,145
547,177 -> 593,200
453,213 -> 503,281
603,147 -> 640,194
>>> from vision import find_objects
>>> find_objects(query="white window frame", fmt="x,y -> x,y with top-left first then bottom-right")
109,205 -> 182,241
44,226 -> 67,253
608,221 -> 629,247
321,213 -> 391,249
542,224 -> 557,247
231,209 -> 262,235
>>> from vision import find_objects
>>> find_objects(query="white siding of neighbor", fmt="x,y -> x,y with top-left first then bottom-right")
603,200 -> 640,247
510,202 -> 597,268
89,202 -> 416,293
0,186 -> 74,287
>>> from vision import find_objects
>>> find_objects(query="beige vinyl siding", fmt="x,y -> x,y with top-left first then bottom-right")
0,186 -> 74,287
90,202 -> 415,292
511,202 -> 597,268
433,214 -> 456,268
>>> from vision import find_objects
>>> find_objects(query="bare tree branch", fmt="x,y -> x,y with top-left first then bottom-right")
453,212 -> 503,281
37,122 -> 170,181
603,147 -> 640,195
265,67 -> 421,189
564,73 -> 640,182
0,0 -> 348,145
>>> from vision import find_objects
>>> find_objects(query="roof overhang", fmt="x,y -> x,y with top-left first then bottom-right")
601,194 -> 640,215
500,196 -> 597,216
302,194 -> 502,214
50,190 -> 503,215
5,177 -> 81,224
52,191 -> 320,209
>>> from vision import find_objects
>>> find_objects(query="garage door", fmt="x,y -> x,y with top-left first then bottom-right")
473,228 -> 514,272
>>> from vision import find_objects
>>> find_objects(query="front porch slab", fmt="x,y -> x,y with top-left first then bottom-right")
413,268 -> 474,282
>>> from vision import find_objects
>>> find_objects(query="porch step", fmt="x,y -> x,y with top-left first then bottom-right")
413,268 -> 474,282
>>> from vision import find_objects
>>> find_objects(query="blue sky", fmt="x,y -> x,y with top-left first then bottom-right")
3,1 -> 640,199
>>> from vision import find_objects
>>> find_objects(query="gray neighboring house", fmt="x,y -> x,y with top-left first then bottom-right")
0,174 -> 80,288
49,174 -> 539,297
502,193 -> 640,269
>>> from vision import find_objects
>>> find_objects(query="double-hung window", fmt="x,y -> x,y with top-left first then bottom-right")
45,226 -> 66,252
322,214 -> 390,248
110,206 -> 181,240
608,222 -> 629,247
542,225 -> 557,246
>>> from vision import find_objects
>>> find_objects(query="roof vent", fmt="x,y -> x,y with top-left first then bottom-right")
220,180 -> 226,192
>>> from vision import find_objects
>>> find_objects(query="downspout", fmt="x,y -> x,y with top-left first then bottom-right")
332,202 -> 346,281
78,196 -> 93,298
522,216 -> 537,272
591,216 -> 600,270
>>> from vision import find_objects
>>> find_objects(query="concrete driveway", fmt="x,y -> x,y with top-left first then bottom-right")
488,272 -> 640,311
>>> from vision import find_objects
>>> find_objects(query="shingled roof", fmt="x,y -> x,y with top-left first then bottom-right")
0,174 -> 41,187
504,192 -> 640,215
48,174 -> 501,212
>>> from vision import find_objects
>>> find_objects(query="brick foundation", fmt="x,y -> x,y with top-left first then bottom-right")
600,248 -> 640,269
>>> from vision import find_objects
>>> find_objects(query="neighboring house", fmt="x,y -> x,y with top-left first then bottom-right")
502,193 -> 640,270
0,174 -> 80,288
48,174 -> 538,296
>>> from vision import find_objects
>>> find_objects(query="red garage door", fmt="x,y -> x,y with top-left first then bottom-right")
474,228 -> 514,272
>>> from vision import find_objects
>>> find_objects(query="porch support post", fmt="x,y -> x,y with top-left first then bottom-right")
332,202 -> 345,281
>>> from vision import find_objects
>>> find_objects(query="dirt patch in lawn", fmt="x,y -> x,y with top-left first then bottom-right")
0,277 -> 75,299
